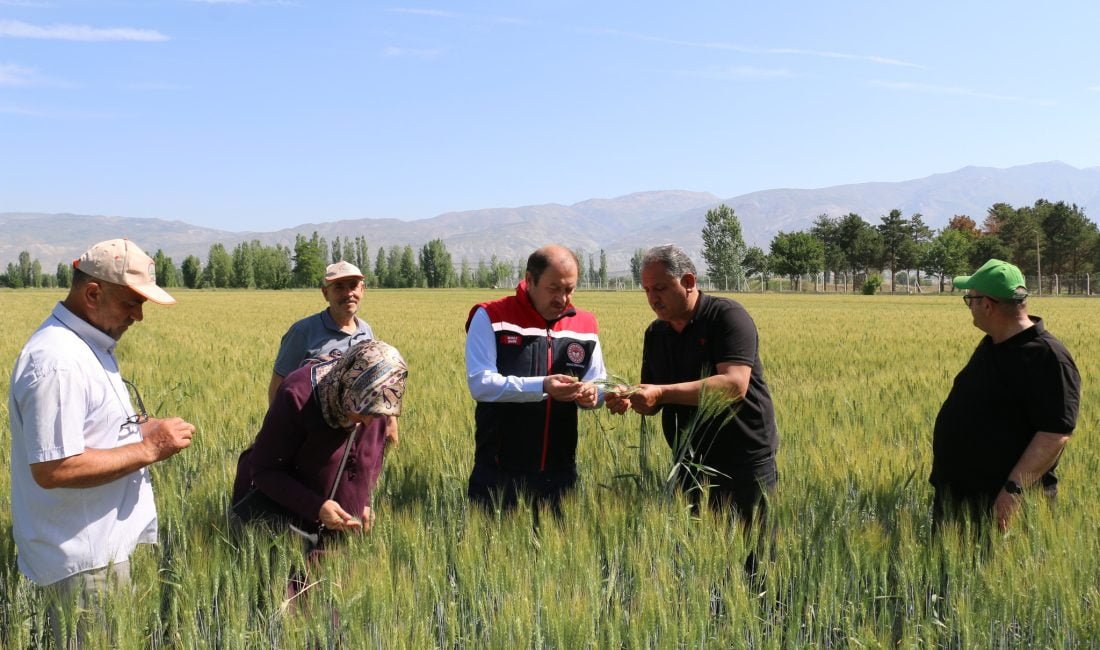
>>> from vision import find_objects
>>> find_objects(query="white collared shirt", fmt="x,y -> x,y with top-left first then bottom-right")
8,303 -> 157,586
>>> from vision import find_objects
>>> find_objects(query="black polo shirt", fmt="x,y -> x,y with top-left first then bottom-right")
930,317 -> 1080,495
641,292 -> 779,466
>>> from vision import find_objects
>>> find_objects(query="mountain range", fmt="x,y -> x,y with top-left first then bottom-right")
3,161 -> 1099,274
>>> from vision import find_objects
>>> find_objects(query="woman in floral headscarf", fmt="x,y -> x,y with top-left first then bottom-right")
231,339 -> 408,537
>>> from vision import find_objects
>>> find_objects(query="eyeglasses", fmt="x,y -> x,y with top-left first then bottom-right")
122,378 -> 150,426
962,294 -> 999,307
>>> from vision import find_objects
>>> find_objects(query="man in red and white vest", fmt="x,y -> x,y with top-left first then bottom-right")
464,244 -> 606,516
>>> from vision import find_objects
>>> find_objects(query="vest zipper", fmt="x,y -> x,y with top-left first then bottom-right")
540,329 -> 553,471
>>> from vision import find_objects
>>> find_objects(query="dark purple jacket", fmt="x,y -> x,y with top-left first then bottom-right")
231,363 -> 387,526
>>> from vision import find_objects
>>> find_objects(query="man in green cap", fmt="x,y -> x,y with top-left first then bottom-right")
930,259 -> 1080,531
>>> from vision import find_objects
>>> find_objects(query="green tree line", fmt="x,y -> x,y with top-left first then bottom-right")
1,234 -> 530,291
699,200 -> 1100,294
6,200 -> 1097,293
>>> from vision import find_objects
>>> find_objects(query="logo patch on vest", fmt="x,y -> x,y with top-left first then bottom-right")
500,334 -> 522,346
566,342 -> 586,364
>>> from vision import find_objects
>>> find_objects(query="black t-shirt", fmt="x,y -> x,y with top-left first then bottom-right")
930,317 -> 1080,494
641,292 -> 779,466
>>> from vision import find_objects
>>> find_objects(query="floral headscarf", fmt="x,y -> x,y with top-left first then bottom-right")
311,340 -> 408,430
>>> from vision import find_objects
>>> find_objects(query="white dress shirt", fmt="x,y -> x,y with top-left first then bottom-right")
8,303 -> 158,586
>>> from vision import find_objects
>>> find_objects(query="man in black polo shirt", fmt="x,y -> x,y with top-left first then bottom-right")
931,259 -> 1080,531
607,244 -> 779,527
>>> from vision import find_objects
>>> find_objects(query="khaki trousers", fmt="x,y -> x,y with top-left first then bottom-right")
43,561 -> 130,649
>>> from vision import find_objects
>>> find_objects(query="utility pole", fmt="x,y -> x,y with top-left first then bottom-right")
1035,232 -> 1042,296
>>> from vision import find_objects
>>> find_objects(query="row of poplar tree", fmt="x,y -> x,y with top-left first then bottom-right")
5,198 -> 1095,292
1,232 -> 613,291
695,198 -> 1098,293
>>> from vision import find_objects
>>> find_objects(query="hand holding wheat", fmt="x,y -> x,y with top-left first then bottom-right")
544,374 -> 584,401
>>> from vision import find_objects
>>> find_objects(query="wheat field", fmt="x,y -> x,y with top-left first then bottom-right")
1,288 -> 1097,648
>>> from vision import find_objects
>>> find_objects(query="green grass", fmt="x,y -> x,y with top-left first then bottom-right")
1,288 -> 1097,647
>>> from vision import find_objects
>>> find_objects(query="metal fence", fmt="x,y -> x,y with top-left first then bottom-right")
689,272 -> 1096,295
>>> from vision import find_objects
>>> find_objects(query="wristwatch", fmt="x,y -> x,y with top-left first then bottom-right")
1003,479 -> 1024,495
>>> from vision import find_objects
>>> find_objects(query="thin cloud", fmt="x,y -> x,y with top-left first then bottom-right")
386,8 -> 526,25
0,102 -> 122,118
0,102 -> 44,115
0,19 -> 169,42
690,65 -> 793,80
490,16 -> 530,26
1088,85 -> 1100,92
0,62 -> 73,87
0,63 -> 37,86
869,80 -> 1054,106
387,8 -> 461,18
383,46 -> 443,60
124,81 -> 188,91
593,28 -> 924,69
186,0 -> 300,5
766,47 -> 920,68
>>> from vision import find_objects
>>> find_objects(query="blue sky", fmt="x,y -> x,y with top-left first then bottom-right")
2,1 -> 1098,232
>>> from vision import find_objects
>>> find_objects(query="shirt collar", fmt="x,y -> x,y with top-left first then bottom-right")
321,308 -> 360,332
692,290 -> 709,320
672,290 -> 707,332
51,301 -> 117,355
988,315 -> 1045,347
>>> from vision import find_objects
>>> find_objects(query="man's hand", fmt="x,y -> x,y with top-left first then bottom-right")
605,391 -> 630,415
627,384 -> 663,415
31,416 -> 196,489
319,499 -> 362,532
361,505 -> 376,532
994,489 -> 1022,531
575,382 -> 598,408
544,374 -> 584,402
140,417 -> 195,463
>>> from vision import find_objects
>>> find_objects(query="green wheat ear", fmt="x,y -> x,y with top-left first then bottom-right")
591,372 -> 640,395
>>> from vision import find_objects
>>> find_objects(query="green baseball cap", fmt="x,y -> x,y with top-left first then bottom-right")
953,259 -> 1027,299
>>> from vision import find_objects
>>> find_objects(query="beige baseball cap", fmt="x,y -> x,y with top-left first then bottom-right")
74,238 -> 176,305
324,260 -> 364,286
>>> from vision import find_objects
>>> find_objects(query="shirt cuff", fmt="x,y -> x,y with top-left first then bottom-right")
522,376 -> 546,396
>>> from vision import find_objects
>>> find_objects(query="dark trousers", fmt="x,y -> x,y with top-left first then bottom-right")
675,455 -> 778,527
674,455 -> 778,580
932,486 -> 997,530
933,472 -> 1061,528
467,463 -> 577,522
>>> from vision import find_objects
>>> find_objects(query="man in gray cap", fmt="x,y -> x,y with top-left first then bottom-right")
8,238 -> 196,643
931,259 -> 1080,531
268,260 -> 374,404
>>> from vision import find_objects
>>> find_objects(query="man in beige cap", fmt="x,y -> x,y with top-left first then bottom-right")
268,260 -> 375,404
8,238 -> 196,643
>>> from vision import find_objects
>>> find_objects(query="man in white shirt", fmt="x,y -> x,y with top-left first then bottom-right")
8,238 -> 196,644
